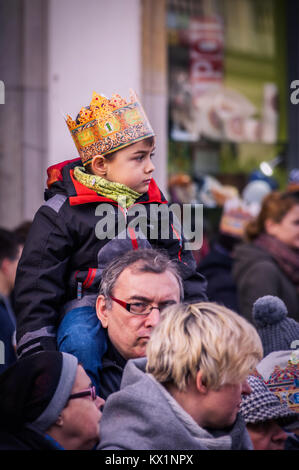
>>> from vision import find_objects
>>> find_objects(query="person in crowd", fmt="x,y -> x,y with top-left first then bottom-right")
240,375 -> 297,450
233,191 -> 299,322
0,351 -> 104,450
0,228 -> 22,373
14,220 -> 32,246
95,248 -> 182,399
198,232 -> 241,312
98,302 -> 263,450
252,295 -> 299,357
14,90 -> 207,391
8,221 -> 32,317
198,197 -> 258,312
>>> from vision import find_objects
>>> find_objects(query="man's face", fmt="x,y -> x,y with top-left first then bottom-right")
247,420 -> 287,450
96,265 -> 181,360
199,380 -> 252,429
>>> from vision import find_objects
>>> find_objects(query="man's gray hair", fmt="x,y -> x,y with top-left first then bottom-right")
99,248 -> 184,308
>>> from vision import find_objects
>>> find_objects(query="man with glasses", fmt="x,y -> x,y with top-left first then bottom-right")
95,248 -> 183,399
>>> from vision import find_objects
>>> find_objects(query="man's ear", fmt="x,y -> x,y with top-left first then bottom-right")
96,294 -> 109,328
91,155 -> 108,177
195,370 -> 208,394
55,415 -> 64,427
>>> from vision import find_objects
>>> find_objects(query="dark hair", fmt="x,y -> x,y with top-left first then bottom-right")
14,220 -> 32,245
245,191 -> 299,241
85,136 -> 155,174
0,228 -> 20,264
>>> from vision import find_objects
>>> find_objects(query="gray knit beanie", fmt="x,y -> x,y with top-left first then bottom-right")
0,351 -> 78,433
252,296 -> 299,357
32,352 -> 78,432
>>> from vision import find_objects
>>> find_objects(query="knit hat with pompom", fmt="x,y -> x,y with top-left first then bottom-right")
252,295 -> 299,357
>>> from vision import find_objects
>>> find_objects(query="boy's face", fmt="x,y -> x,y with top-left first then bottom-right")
101,139 -> 156,194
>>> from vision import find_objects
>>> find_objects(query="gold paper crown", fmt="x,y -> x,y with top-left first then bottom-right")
66,90 -> 155,166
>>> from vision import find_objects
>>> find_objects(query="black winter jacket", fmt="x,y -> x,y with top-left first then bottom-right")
197,243 -> 239,313
232,242 -> 299,323
15,158 -> 207,357
0,425 -> 64,450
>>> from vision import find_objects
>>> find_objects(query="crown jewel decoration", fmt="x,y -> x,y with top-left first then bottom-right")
66,90 -> 155,165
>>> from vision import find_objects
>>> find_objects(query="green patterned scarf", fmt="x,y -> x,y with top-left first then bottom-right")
73,166 -> 142,208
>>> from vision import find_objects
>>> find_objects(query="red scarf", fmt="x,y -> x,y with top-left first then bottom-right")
254,233 -> 299,292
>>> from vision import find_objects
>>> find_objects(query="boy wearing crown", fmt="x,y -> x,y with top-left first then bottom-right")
14,90 -> 207,390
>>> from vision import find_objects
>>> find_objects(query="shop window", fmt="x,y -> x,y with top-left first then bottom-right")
167,0 -> 287,202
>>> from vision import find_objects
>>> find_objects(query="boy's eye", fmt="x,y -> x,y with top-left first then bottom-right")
134,153 -> 155,162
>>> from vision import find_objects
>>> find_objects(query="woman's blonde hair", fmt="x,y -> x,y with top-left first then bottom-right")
146,302 -> 263,391
245,191 -> 299,241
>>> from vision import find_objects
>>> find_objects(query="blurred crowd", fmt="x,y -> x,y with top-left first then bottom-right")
0,167 -> 298,452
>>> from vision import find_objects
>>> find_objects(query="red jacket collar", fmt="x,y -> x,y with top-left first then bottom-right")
46,158 -> 167,206
69,170 -> 167,206
47,158 -> 81,189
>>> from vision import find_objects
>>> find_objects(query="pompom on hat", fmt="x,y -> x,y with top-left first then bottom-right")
240,375 -> 297,426
0,351 -> 78,432
252,295 -> 299,357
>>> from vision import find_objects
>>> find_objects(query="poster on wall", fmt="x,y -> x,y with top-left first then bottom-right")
169,15 -> 225,141
188,16 -> 224,101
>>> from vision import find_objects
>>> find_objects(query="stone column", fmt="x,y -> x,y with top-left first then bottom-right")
141,0 -> 168,195
0,0 -> 48,228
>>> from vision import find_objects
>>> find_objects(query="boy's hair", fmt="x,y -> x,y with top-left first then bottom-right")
146,302 -> 263,392
99,248 -> 184,308
85,136 -> 155,174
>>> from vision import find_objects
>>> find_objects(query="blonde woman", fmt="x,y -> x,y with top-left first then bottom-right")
98,302 -> 263,450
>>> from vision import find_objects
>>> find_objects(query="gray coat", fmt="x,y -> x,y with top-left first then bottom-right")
98,357 -> 253,451
232,243 -> 299,323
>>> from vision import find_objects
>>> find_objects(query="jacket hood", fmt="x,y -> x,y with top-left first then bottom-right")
232,242 -> 274,281
45,158 -> 166,206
